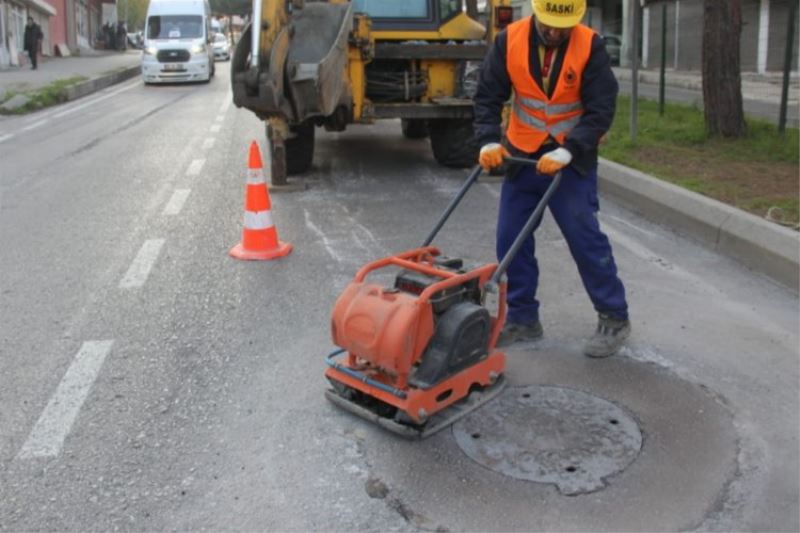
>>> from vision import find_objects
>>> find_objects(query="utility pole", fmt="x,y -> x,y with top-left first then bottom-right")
778,1 -> 797,134
630,0 -> 640,141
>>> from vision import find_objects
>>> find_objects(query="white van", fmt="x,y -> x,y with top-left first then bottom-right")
141,0 -> 215,84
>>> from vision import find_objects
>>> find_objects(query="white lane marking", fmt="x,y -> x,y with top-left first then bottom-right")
603,213 -> 658,239
219,94 -> 232,113
186,158 -> 205,176
163,189 -> 191,215
215,115 -> 224,122
602,223 -> 693,279
37,79 -> 140,121
482,183 -> 500,199
22,119 -> 48,132
337,205 -> 386,256
603,219 -> 793,339
0,133 -> 13,144
53,80 -> 140,119
119,239 -> 165,289
209,124 -> 221,133
17,340 -> 114,459
202,137 -> 216,150
303,209 -> 344,262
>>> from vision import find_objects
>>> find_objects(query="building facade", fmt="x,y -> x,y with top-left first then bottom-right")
1,0 -> 56,67
642,0 -> 798,73
1,0 -> 110,68
508,0 -> 798,73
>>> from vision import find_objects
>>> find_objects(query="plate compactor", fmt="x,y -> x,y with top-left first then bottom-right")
325,158 -> 561,438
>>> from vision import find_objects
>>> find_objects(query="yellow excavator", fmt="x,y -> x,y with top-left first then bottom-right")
231,0 -> 514,185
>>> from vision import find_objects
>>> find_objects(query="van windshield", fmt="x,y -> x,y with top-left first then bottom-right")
147,15 -> 204,40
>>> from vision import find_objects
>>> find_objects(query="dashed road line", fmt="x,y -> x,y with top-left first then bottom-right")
17,340 -> 115,459
209,124 -> 221,133
186,158 -> 206,176
202,137 -> 216,150
0,133 -> 13,144
119,239 -> 165,289
22,119 -> 48,131
215,115 -> 224,122
163,189 -> 191,215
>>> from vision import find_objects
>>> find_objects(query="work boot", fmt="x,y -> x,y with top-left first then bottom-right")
583,313 -> 631,358
496,320 -> 543,348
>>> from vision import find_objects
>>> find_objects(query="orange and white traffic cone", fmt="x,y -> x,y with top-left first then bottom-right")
229,141 -> 293,261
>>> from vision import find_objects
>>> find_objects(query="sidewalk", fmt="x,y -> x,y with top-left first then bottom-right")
613,67 -> 799,105
0,50 -> 141,103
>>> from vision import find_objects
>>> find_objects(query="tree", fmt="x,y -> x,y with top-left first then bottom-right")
210,0 -> 251,17
701,0 -> 747,137
117,0 -> 149,31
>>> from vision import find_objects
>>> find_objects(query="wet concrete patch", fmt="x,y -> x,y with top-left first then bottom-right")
454,385 -> 642,495
362,342 -> 742,531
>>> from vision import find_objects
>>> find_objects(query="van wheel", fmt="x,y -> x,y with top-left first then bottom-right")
286,121 -> 315,175
428,119 -> 479,168
401,119 -> 428,139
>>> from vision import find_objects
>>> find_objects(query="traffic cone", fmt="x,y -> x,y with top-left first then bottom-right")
229,141 -> 293,261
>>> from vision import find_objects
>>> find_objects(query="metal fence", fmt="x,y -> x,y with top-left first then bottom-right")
619,0 -> 799,134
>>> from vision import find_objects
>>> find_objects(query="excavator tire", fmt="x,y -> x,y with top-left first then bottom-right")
428,119 -> 479,168
401,119 -> 429,139
286,121 -> 315,175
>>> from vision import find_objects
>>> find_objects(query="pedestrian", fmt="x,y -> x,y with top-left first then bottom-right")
23,16 -> 43,70
474,0 -> 630,357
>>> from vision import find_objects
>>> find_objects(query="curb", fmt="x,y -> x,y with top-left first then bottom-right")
64,65 -> 140,102
598,158 -> 800,293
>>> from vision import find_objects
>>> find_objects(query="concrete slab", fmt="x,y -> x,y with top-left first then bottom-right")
356,343 -> 739,532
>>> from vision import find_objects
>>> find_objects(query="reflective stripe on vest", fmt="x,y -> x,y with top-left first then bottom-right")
512,98 -> 582,137
505,19 -> 595,153
516,95 -> 583,115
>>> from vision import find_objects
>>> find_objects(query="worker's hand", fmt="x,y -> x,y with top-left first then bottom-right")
479,143 -> 510,171
536,147 -> 572,175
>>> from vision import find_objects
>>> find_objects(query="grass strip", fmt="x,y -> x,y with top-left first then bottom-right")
0,76 -> 88,114
602,96 -> 799,226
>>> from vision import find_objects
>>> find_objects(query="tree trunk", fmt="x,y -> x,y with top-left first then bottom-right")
702,0 -> 747,137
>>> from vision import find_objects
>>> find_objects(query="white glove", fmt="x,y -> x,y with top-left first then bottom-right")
478,143 -> 510,170
537,147 -> 573,175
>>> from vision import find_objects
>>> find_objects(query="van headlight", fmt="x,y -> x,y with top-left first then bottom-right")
144,46 -> 157,55
191,43 -> 206,54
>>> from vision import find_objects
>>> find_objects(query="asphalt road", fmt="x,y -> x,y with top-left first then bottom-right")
0,62 -> 797,532
618,79 -> 800,128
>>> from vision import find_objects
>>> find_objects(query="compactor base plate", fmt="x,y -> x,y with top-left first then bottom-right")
325,375 -> 507,439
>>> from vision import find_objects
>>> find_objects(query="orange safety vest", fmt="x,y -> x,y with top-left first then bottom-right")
505,19 -> 595,153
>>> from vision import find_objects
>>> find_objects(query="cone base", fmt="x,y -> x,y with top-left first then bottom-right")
229,240 -> 293,261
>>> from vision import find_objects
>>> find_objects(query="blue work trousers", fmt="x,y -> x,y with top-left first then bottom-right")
496,163 -> 628,324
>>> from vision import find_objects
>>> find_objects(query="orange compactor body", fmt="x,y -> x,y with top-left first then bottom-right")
324,161 -> 559,438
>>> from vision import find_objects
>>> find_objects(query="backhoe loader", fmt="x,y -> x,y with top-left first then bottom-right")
231,0 -> 514,185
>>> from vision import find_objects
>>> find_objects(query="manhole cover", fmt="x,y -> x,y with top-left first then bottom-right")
453,385 -> 642,495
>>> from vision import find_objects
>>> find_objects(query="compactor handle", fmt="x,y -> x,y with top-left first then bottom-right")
489,168 -> 562,285
421,156 -> 540,247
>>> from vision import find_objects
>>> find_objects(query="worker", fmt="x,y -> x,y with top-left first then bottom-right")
474,0 -> 630,357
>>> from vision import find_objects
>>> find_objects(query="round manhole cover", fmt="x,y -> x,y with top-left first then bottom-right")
453,385 -> 642,495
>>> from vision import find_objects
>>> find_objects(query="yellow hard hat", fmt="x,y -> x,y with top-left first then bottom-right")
532,0 -> 586,28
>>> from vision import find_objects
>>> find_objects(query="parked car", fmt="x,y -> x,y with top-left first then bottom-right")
212,33 -> 230,61
127,31 -> 144,49
603,34 -> 621,66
